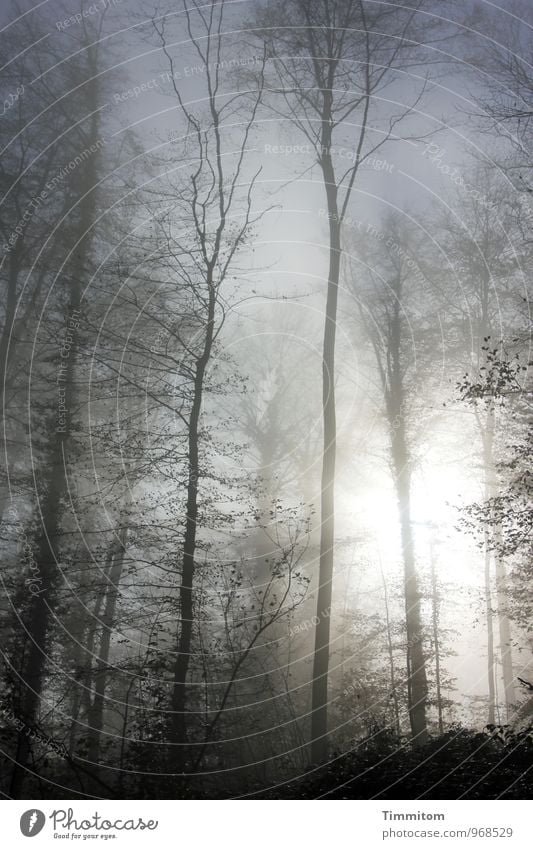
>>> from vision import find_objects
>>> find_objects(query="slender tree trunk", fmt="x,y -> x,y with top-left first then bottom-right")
311,116 -> 341,763
0,251 -> 23,519
170,281 -> 216,752
254,461 -> 274,583
0,249 -> 20,406
494,529 -> 515,718
87,527 -> 127,763
481,406 -> 514,720
79,572 -> 108,744
429,541 -> 443,734
380,563 -> 401,737
392,444 -> 429,745
69,589 -> 105,757
383,284 -> 428,746
484,529 -> 496,724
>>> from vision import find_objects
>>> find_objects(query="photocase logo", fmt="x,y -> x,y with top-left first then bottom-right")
20,810 -> 45,837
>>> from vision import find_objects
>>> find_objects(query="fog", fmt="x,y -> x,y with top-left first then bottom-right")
0,0 -> 531,800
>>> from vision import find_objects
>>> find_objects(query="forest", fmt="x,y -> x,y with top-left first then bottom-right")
0,0 -> 531,800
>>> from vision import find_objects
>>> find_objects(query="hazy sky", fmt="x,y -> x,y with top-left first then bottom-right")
3,0 -> 530,731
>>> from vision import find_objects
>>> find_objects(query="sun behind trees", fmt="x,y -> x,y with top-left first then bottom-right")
0,0 -> 531,800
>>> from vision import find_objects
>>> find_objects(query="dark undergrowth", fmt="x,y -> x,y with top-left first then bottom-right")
269,727 -> 533,800
2,726 -> 531,799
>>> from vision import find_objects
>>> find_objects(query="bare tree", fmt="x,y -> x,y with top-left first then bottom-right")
438,167 -> 523,722
150,0 -> 266,760
347,215 -> 432,743
254,0 -> 431,761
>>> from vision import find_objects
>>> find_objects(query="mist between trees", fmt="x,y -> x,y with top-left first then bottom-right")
0,0 -> 531,800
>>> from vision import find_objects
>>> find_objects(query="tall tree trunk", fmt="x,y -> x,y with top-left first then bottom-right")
380,563 -> 401,736
170,281 -> 216,752
484,531 -> 496,725
392,439 -> 429,745
80,572 -> 109,728
254,451 -> 275,584
494,525 -> 515,718
481,406 -> 515,720
311,110 -> 341,763
68,585 -> 106,757
9,86 -> 100,795
0,249 -> 20,407
429,541 -> 443,734
480,413 -> 498,726
0,249 -> 24,519
384,281 -> 428,746
9,434 -> 69,795
87,527 -> 127,763
9,280 -> 84,796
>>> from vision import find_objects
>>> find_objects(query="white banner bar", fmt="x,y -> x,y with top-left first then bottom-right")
2,799 -> 530,848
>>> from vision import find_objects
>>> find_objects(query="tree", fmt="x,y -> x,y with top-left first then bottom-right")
347,215 -> 432,743
436,165 -> 525,722
150,0 -> 266,759
254,0 -> 431,762
3,3 -> 118,794
458,344 -> 531,717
